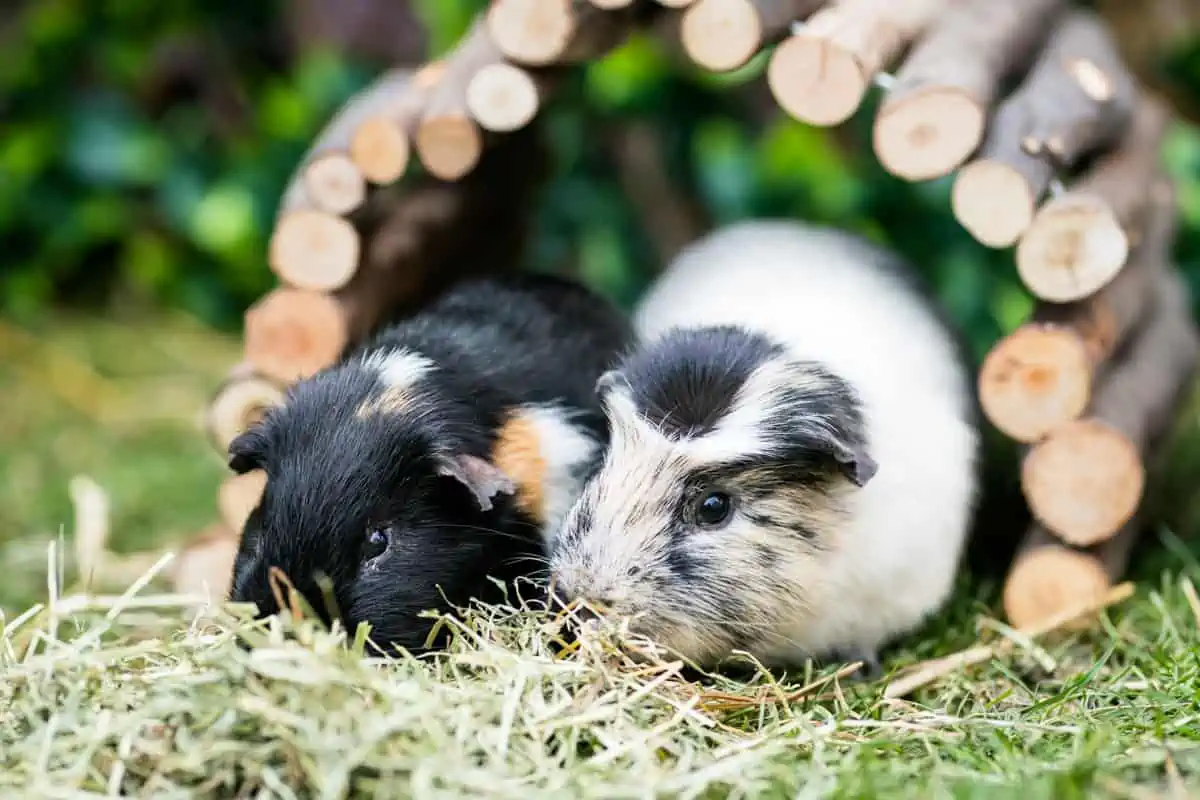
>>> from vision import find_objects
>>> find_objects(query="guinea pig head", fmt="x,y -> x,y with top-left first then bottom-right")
548,326 -> 877,666
225,349 -> 534,654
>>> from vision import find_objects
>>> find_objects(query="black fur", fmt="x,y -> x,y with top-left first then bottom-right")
617,325 -> 784,439
227,273 -> 632,655
605,325 -> 876,489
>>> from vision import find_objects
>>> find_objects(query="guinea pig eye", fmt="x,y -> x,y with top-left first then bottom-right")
692,491 -> 733,529
363,526 -> 391,562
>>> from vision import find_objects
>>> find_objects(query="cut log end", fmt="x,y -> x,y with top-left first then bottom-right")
218,470 -> 267,536
1022,418 -> 1145,547
487,0 -> 577,66
207,373 -> 285,455
350,118 -> 411,185
589,0 -> 634,7
1002,543 -> 1110,630
466,63 -> 541,133
767,33 -> 869,126
1016,195 -> 1129,302
303,153 -> 367,216
244,288 -> 348,385
171,523 -> 241,604
979,325 -> 1092,443
681,0 -> 769,72
268,210 -> 360,292
415,116 -> 484,181
874,87 -> 985,181
952,160 -> 1038,248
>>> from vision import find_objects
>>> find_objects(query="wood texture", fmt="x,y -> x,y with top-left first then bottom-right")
205,363 -> 285,455
1017,96 -> 1170,302
952,9 -> 1137,248
680,0 -> 813,72
1021,267 -> 1199,547
873,0 -> 1068,181
768,0 -> 942,126
978,178 -> 1175,443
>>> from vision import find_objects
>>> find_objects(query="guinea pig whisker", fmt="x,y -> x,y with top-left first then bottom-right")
437,523 -> 539,545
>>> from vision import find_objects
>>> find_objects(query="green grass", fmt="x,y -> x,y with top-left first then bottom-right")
2,315 -> 1200,797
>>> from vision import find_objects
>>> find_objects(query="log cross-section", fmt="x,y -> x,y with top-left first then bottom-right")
872,0 -> 1068,182
978,176 -> 1175,443
1021,268 -> 1200,548
680,0 -> 816,73
952,9 -> 1137,248
1016,96 -> 1170,302
768,0 -> 944,126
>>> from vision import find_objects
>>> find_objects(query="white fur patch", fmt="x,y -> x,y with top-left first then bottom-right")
362,348 -> 435,390
516,404 -> 602,540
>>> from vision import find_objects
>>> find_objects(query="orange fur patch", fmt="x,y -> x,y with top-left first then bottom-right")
354,386 -> 414,419
492,412 -> 546,524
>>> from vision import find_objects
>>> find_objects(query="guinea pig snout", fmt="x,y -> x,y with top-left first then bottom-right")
548,566 -> 624,617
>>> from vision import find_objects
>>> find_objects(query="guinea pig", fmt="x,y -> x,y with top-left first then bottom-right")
226,272 -> 633,654
547,220 -> 980,676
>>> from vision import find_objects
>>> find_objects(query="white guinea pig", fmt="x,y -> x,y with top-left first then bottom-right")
547,219 -> 981,675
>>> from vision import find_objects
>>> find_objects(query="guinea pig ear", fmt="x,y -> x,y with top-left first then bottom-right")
828,439 -> 878,489
434,453 -> 516,512
227,428 -> 268,475
594,369 -> 630,398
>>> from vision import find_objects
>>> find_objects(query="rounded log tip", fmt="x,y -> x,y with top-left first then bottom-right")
487,0 -> 576,66
1003,545 -> 1110,630
218,470 -> 268,536
952,160 -> 1037,248
681,0 -> 766,73
588,0 -> 634,7
207,374 -> 285,455
303,153 -> 367,216
873,87 -> 985,181
767,34 -> 868,126
415,116 -> 484,182
466,63 -> 540,133
1016,195 -> 1129,302
244,288 -> 348,385
350,118 -> 411,185
1022,418 -> 1145,547
978,326 -> 1092,443
268,210 -> 360,293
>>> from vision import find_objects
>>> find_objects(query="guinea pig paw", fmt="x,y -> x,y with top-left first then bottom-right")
830,648 -> 883,682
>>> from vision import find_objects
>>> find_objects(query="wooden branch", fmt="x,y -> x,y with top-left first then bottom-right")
680,0 -> 814,73
218,471 -> 267,536
1022,267 -> 1200,548
205,363 -> 286,455
267,70 -> 441,293
246,128 -> 551,384
1001,521 -> 1140,630
978,177 -> 1175,443
767,0 -> 942,126
1016,95 -> 1170,303
952,9 -> 1137,248
414,20 -> 504,182
872,0 -> 1068,181
486,0 -> 638,67
350,61 -> 446,185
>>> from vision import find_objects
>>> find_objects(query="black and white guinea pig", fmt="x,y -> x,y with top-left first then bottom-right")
548,220 -> 980,676
226,273 -> 633,654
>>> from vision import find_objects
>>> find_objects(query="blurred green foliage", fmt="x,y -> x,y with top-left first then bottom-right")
3,0 -> 1200,366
